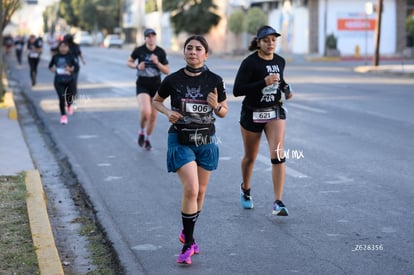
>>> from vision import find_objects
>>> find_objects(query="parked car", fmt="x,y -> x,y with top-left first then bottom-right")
74,31 -> 93,46
103,34 -> 123,48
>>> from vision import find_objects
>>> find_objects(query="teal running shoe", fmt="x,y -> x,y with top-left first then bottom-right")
240,183 -> 253,209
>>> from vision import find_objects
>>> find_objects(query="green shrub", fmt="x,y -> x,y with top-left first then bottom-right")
326,33 -> 337,49
406,15 -> 414,35
243,7 -> 268,35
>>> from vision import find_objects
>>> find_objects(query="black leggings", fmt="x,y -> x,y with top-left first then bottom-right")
28,57 -> 40,84
54,80 -> 76,115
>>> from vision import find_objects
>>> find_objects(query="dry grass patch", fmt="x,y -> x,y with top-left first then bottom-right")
0,174 -> 39,274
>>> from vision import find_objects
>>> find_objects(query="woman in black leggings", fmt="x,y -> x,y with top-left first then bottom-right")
27,35 -> 42,86
48,41 -> 79,124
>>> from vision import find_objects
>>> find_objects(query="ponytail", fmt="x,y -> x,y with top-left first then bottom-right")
248,37 -> 259,51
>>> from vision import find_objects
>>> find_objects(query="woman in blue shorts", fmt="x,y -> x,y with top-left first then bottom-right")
153,35 -> 228,265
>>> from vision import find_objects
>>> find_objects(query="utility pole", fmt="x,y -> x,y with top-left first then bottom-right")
372,0 -> 383,66
137,0 -> 146,41
120,0 -> 123,32
0,2 -> 3,100
323,0 -> 328,56
156,0 -> 163,43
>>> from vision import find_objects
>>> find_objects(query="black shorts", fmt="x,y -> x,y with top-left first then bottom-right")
239,105 -> 286,133
136,77 -> 161,97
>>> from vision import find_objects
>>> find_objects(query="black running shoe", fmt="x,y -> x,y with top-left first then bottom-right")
144,140 -> 152,151
272,200 -> 288,216
138,133 -> 145,147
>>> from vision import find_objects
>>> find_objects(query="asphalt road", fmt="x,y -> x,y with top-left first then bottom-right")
7,46 -> 414,275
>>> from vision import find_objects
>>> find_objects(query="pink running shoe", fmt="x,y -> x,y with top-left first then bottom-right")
67,105 -> 73,115
60,115 -> 68,125
176,246 -> 193,265
179,230 -> 199,254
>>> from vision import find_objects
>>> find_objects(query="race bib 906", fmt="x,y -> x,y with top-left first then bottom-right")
185,102 -> 212,114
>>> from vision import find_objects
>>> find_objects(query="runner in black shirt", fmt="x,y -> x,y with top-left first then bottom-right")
48,41 -> 79,125
14,35 -> 25,66
127,28 -> 170,150
63,34 -> 86,110
153,35 -> 228,265
27,34 -> 43,86
233,25 -> 293,216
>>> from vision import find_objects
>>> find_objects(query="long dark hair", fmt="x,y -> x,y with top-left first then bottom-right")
184,35 -> 209,53
248,37 -> 259,51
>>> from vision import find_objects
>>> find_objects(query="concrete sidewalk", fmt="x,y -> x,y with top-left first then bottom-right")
302,54 -> 414,75
0,90 -> 64,274
354,64 -> 414,75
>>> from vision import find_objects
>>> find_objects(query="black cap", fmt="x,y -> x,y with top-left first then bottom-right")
144,28 -> 156,37
63,33 -> 73,42
256,26 -> 281,40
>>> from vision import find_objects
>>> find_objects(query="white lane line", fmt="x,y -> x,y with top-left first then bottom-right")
97,163 -> 111,167
104,176 -> 122,182
325,175 -> 354,185
256,153 -> 309,178
77,134 -> 98,139
286,166 -> 309,178
287,102 -> 328,114
132,244 -> 160,251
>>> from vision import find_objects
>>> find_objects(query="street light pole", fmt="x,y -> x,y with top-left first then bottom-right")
156,0 -> 163,43
372,0 -> 383,66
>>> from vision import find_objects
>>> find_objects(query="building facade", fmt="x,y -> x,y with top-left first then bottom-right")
121,0 -> 411,56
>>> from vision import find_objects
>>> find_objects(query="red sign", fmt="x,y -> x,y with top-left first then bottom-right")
337,18 -> 376,31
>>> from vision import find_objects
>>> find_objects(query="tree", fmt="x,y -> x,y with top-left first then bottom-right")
1,0 -> 21,33
58,0 -> 78,27
406,15 -> 414,47
228,8 -> 245,35
407,15 -> 414,35
56,0 -> 120,33
1,0 -> 22,101
243,7 -> 267,35
163,0 -> 221,35
146,0 -> 158,13
228,8 -> 245,53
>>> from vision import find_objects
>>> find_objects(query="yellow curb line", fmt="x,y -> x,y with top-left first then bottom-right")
305,56 -> 341,62
3,91 -> 18,120
25,170 -> 64,275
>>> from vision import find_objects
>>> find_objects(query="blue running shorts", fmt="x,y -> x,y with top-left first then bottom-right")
167,132 -> 219,172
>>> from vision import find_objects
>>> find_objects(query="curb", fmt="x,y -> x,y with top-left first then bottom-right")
305,56 -> 341,62
1,76 -> 17,119
25,170 -> 64,275
2,91 -> 18,120
3,90 -> 63,273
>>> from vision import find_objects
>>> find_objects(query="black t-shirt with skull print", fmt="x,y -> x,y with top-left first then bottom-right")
157,67 -> 226,131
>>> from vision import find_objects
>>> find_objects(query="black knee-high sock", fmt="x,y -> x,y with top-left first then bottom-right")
182,212 -> 198,249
